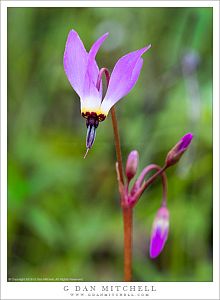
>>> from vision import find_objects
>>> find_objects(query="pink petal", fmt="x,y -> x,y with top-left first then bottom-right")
89,33 -> 109,71
82,71 -> 101,109
85,33 -> 109,98
63,30 -> 88,98
101,45 -> 151,115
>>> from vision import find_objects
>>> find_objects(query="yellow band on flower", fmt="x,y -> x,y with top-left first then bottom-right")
81,109 -> 106,122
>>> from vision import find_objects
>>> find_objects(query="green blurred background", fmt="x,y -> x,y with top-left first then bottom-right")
7,7 -> 212,282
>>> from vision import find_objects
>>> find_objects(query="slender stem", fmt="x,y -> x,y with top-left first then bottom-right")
97,68 -> 124,184
146,166 -> 167,206
135,164 -> 163,188
144,165 -> 166,187
161,170 -> 168,207
123,207 -> 133,282
110,107 -> 124,185
110,106 -> 132,281
100,67 -> 131,281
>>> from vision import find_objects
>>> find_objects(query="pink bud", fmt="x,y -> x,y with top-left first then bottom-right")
149,207 -> 169,259
165,133 -> 193,167
126,150 -> 139,182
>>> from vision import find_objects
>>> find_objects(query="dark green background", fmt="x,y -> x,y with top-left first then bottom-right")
8,7 -> 212,281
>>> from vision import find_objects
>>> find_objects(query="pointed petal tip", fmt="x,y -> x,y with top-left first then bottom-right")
95,32 -> 109,43
69,29 -> 76,33
133,44 -> 151,58
98,32 -> 109,43
68,29 -> 79,38
66,29 -> 86,44
143,44 -> 152,52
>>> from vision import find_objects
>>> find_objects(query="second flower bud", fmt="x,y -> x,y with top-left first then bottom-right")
126,150 -> 139,182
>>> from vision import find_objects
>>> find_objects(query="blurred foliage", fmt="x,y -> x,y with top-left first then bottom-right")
7,7 -> 212,282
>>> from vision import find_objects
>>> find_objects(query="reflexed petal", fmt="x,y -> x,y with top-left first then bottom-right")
81,33 -> 109,112
63,30 -> 88,97
88,33 -> 109,80
100,45 -> 151,115
87,33 -> 109,97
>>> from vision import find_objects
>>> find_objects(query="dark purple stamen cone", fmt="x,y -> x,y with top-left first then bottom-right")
86,125 -> 96,149
85,116 -> 99,155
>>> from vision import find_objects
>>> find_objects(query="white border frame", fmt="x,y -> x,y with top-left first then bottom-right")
1,1 -> 219,299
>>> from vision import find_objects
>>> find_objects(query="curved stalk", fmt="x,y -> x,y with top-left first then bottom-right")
131,164 -> 167,206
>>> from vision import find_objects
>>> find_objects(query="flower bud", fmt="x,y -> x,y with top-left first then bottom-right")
126,150 -> 139,182
165,133 -> 193,167
149,207 -> 169,259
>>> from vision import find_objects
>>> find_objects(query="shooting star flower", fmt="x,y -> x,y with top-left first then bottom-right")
63,30 -> 151,156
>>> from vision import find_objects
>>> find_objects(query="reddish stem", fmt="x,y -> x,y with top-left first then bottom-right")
100,67 -> 132,281
123,207 -> 133,281
111,107 -> 133,281
111,107 -> 124,185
